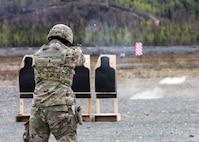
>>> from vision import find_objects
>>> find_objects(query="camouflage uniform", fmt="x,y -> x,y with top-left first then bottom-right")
28,24 -> 85,142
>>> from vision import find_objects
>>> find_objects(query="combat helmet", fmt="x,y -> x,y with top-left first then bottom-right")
47,24 -> 73,44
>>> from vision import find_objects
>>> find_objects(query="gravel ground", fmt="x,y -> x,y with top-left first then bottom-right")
0,77 -> 199,142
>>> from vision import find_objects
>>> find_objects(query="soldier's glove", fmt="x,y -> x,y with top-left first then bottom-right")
75,106 -> 83,125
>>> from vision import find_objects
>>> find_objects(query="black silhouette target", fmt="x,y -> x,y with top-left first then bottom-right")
19,56 -> 35,98
72,66 -> 91,98
95,56 -> 116,98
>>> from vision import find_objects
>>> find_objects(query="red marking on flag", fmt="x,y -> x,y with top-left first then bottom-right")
135,42 -> 143,56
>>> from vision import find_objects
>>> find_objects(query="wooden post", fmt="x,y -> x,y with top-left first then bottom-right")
96,99 -> 100,114
19,99 -> 24,115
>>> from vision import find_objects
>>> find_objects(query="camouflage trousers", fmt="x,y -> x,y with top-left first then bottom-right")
29,105 -> 77,142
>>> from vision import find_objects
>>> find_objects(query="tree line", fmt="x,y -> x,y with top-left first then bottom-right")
0,0 -> 198,47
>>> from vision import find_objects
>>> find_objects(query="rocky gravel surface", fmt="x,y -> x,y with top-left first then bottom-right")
0,77 -> 199,142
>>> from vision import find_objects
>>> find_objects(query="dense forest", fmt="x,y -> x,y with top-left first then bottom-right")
0,0 -> 198,47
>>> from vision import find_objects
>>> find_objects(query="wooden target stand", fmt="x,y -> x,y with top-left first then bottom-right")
16,55 -> 34,122
16,54 -> 121,122
72,54 -> 94,122
94,54 -> 121,122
